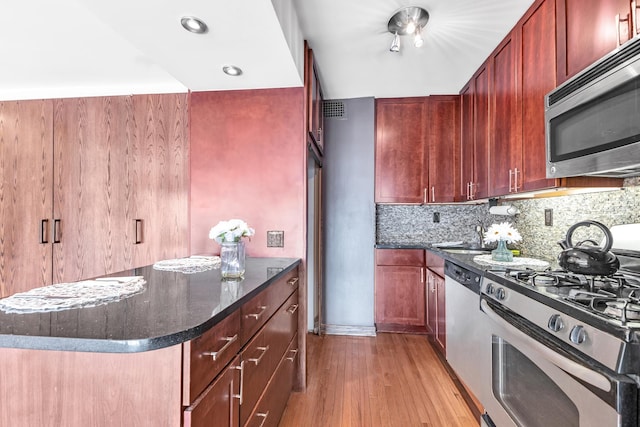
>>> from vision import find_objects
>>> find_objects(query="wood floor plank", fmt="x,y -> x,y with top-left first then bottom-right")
280,333 -> 479,427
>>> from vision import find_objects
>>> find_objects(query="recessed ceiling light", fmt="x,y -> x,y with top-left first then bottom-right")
223,65 -> 243,76
181,16 -> 208,34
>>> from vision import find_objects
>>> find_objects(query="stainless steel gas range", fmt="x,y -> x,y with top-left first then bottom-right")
479,246 -> 640,426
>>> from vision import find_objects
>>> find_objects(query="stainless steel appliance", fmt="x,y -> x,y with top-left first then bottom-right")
445,260 -> 492,411
480,225 -> 640,426
545,36 -> 640,178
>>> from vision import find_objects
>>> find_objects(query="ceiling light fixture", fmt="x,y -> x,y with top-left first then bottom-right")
387,6 -> 429,53
180,16 -> 208,34
222,65 -> 243,76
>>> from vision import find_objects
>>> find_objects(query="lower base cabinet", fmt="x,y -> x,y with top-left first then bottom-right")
185,268 -> 300,427
426,252 -> 446,354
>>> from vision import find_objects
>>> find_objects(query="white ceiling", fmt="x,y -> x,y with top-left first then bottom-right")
0,0 -> 534,101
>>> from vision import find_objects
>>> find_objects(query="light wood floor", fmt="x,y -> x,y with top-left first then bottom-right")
279,333 -> 479,427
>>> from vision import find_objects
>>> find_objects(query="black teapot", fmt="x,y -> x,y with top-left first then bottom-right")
558,220 -> 620,276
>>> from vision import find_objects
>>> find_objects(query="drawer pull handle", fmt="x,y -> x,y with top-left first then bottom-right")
246,305 -> 267,320
285,348 -> 299,362
248,345 -> 269,366
202,334 -> 238,361
287,304 -> 299,315
287,277 -> 299,286
256,411 -> 270,427
232,360 -> 244,405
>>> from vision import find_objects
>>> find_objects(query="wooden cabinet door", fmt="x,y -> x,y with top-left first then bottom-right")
435,274 -> 446,353
425,269 -> 437,335
557,0 -> 632,83
459,82 -> 474,202
520,0 -> 558,192
489,34 -> 521,197
184,355 -> 241,427
53,97 -> 131,283
427,96 -> 460,203
375,98 -> 428,204
130,94 -> 189,268
0,100 -> 53,296
473,65 -> 490,200
375,264 -> 425,328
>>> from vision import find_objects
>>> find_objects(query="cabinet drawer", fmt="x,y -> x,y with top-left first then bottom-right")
184,355 -> 241,427
244,335 -> 298,427
426,251 -> 445,277
265,290 -> 298,367
183,310 -> 241,405
240,329 -> 272,426
241,267 -> 298,344
376,249 -> 425,266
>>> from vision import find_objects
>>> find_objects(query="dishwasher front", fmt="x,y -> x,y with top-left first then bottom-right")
444,260 -> 492,417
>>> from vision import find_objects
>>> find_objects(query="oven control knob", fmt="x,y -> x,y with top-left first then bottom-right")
547,314 -> 564,332
495,288 -> 506,301
486,283 -> 495,295
570,325 -> 587,345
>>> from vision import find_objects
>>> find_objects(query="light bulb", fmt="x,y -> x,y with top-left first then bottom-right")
414,28 -> 424,48
406,20 -> 416,34
390,32 -> 400,52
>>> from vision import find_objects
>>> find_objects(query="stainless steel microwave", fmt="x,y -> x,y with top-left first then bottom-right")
545,37 -> 640,178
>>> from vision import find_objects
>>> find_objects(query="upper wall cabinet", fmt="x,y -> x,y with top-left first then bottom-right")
375,97 -> 459,204
557,0 -> 637,84
0,94 -> 188,297
305,42 -> 324,160
375,98 -> 428,204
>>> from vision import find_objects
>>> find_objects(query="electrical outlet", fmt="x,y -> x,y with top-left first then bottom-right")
433,212 -> 440,223
267,230 -> 284,247
545,209 -> 553,226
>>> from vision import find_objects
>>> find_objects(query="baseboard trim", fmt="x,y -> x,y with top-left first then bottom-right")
321,324 -> 377,337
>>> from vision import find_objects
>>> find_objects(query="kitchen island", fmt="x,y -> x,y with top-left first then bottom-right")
0,257 -> 302,427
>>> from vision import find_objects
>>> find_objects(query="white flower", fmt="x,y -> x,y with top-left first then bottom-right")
209,219 -> 255,244
483,222 -> 522,244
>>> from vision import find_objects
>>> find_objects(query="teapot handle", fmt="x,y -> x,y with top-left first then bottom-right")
565,220 -> 614,253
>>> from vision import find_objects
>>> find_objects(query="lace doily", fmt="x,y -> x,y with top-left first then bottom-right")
473,255 -> 550,269
153,256 -> 221,274
0,277 -> 146,314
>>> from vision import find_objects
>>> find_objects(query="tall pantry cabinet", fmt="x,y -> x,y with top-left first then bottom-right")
0,94 -> 189,297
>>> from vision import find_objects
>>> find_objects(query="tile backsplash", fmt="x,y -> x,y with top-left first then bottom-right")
377,178 -> 640,262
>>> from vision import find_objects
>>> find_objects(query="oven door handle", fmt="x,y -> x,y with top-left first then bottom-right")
481,299 -> 612,392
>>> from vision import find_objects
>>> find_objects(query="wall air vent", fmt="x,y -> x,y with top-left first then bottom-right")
324,100 -> 347,120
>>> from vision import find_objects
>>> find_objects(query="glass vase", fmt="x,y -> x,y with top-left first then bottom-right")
220,241 -> 246,278
491,239 -> 513,262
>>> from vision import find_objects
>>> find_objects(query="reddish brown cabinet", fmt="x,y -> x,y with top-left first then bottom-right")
556,0 -> 636,84
375,249 -> 426,333
305,43 -> 324,155
428,96 -> 460,203
375,97 -> 459,204
375,98 -> 428,203
459,64 -> 490,201
425,252 -> 445,354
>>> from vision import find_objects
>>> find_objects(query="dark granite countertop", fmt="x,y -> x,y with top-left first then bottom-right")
0,257 -> 301,353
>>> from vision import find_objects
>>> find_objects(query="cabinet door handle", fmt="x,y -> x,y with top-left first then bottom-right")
287,277 -> 299,287
423,188 -> 427,204
232,360 -> 244,405
466,182 -> 471,200
246,305 -> 267,320
40,219 -> 49,244
53,219 -> 61,243
514,168 -> 520,192
202,334 -> 238,361
421,268 -> 425,284
431,186 -> 435,202
134,219 -> 143,244
286,348 -> 299,362
248,345 -> 269,366
508,169 -> 513,192
256,411 -> 270,427
286,304 -> 299,315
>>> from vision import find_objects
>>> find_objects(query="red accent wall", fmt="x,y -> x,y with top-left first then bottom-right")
189,88 -> 306,259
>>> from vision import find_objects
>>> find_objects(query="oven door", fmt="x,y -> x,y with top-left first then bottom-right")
481,298 -> 638,427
